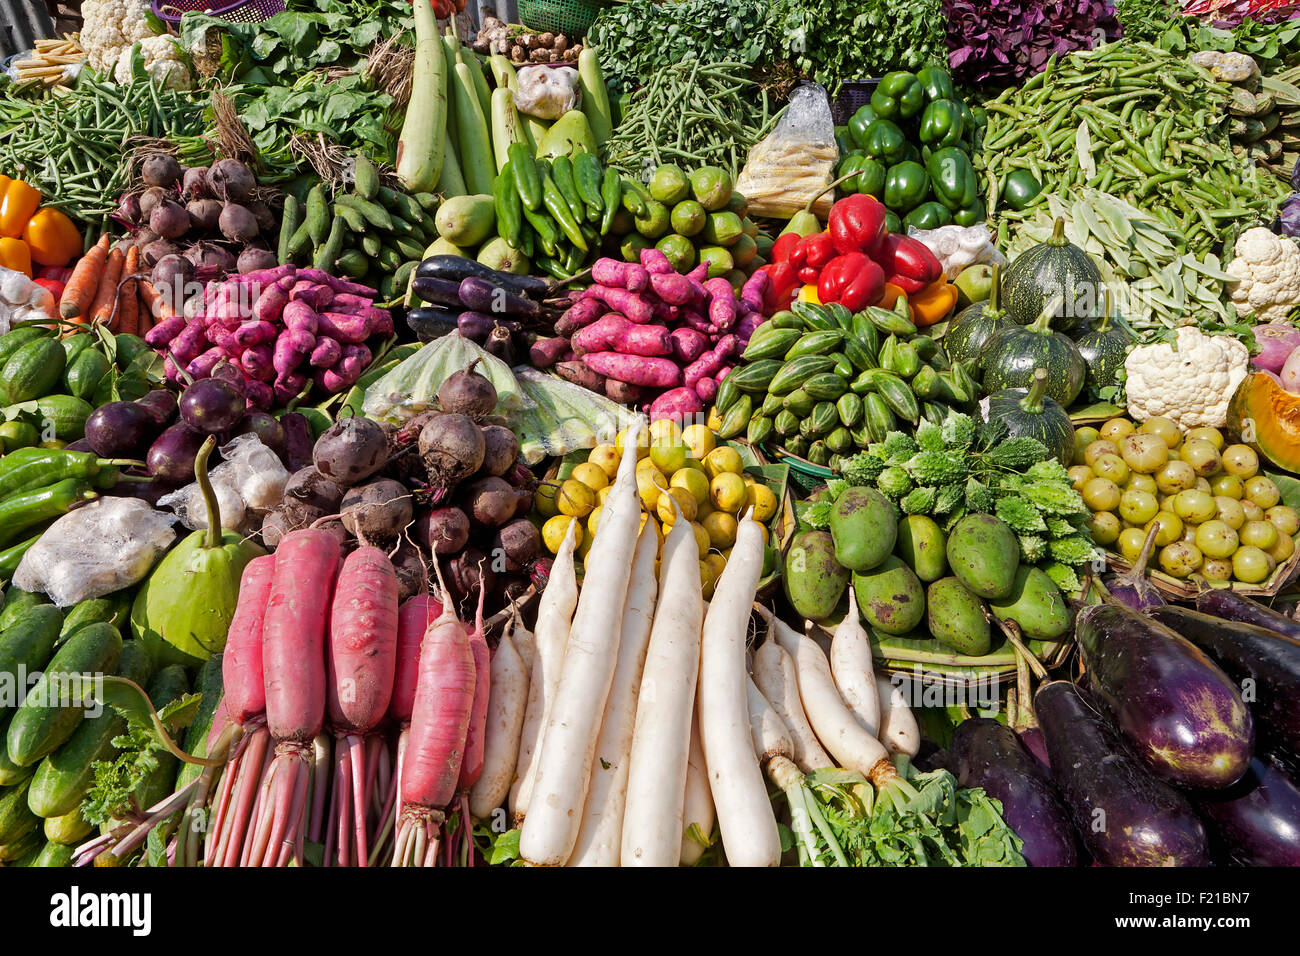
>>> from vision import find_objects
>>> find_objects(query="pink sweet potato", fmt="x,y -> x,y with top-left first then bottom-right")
737,312 -> 763,340
686,263 -> 710,283
582,351 -> 683,389
554,297 -> 607,336
241,342 -> 275,382
187,346 -> 226,379
670,327 -> 709,363
170,319 -> 209,364
582,285 -> 655,324
529,335 -> 568,369
703,278 -> 739,329
555,360 -> 606,393
275,371 -> 309,404
649,271 -> 699,307
244,379 -> 274,410
145,315 -> 186,347
233,320 -> 276,349
592,258 -> 649,293
604,378 -> 645,405
639,247 -> 675,275
572,315 -> 672,357
274,328 -> 317,378
310,336 -> 342,368
282,299 -> 320,334
290,280 -> 333,311
317,311 -> 374,345
683,342 -> 731,387
680,308 -> 711,333
695,377 -> 718,402
253,279 -> 291,324
648,386 -> 704,423
740,271 -> 769,313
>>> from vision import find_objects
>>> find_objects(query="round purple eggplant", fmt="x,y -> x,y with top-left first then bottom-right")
1034,681 -> 1210,867
136,389 -> 178,426
1195,588 -> 1300,643
1194,757 -> 1300,867
949,717 -> 1077,867
1150,605 -> 1300,761
180,376 -> 246,434
85,401 -> 160,458
1078,602 -> 1253,790
233,410 -> 286,456
147,423 -> 207,483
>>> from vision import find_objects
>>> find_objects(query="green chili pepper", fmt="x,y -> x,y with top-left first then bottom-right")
542,173 -> 589,253
0,479 -> 97,548
599,167 -> 622,235
493,165 -> 523,250
0,451 -> 132,502
508,142 -> 543,211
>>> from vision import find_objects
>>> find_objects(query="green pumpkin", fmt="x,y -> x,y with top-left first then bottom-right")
942,263 -> 1012,368
985,368 -> 1075,464
131,437 -> 265,666
1000,217 -> 1101,332
980,303 -> 1086,407
1073,311 -> 1131,396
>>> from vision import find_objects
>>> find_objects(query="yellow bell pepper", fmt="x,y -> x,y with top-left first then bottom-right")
0,178 -> 42,239
0,237 -> 32,277
797,283 -> 822,305
22,207 -> 82,267
909,279 -> 959,327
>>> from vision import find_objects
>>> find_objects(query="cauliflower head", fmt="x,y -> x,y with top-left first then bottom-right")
81,0 -> 157,75
1125,326 -> 1249,429
1226,227 -> 1300,324
114,35 -> 193,91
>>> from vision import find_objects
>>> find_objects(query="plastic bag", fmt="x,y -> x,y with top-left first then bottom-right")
514,66 -> 581,119
157,434 -> 290,532
735,83 -> 838,220
363,333 -> 532,423
14,498 -> 177,607
0,266 -> 57,336
907,224 -> 1007,280
514,367 -> 646,464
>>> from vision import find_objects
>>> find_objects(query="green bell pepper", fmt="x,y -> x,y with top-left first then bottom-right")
858,119 -> 908,166
1002,169 -> 1043,211
918,99 -> 967,149
925,147 -> 978,212
903,201 -> 954,231
953,197 -> 987,227
917,65 -> 956,104
834,126 -> 855,158
870,71 -> 925,122
883,161 -> 930,214
847,104 -> 878,150
837,154 -> 886,199
884,210 -> 901,234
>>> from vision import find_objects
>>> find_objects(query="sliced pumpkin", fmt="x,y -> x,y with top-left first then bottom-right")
1228,372 -> 1300,474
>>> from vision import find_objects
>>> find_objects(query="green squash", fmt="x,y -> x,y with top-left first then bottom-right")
980,303 -> 1086,407
1073,311 -> 1131,397
942,263 -> 1012,368
131,437 -> 265,666
985,368 -> 1076,464
1000,217 -> 1101,331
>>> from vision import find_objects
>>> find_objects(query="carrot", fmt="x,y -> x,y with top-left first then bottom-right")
59,234 -> 109,320
116,246 -> 141,334
137,278 -> 176,319
87,245 -> 124,326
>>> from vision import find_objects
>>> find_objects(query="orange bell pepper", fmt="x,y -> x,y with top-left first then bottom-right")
0,237 -> 33,277
879,282 -> 907,311
23,207 -> 82,267
909,279 -> 958,327
0,179 -> 41,239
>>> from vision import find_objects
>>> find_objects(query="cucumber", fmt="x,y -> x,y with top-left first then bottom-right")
62,350 -> 111,401
305,185 -> 330,245
768,355 -> 836,396
0,589 -> 48,631
312,215 -> 347,273
59,594 -> 130,641
0,716 -> 35,785
354,156 -> 381,200
0,604 -> 63,720
6,622 -> 122,767
0,776 -> 39,843
2,338 -> 66,404
0,826 -> 41,862
333,200 -> 369,235
6,395 -> 93,442
32,839 -> 76,865
0,327 -> 53,366
27,642 -> 152,818
337,194 -> 395,232
60,334 -> 95,366
278,193 -> 302,265
43,806 -> 94,845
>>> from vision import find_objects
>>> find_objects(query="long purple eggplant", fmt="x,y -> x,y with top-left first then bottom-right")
949,717 -> 1077,867
1194,757 -> 1300,867
1196,588 -> 1300,642
1149,605 -> 1300,760
1034,681 -> 1209,867
1078,602 -> 1253,790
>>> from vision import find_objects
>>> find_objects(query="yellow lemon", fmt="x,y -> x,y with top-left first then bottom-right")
648,419 -> 683,447
689,521 -> 711,558
534,482 -> 560,518
657,486 -> 698,526
746,483 -> 778,523
670,467 -> 710,505
702,510 -> 738,550
557,479 -> 595,517
542,515 -> 583,553
637,465 -> 667,511
587,505 -> 604,537
705,406 -> 724,432
682,423 -> 715,461
617,425 -> 650,461
704,445 -> 744,479
704,552 -> 727,583
649,440 -> 689,476
588,443 -> 620,480
710,472 -> 747,512
571,462 -> 609,492
699,560 -> 719,599
597,485 -> 613,505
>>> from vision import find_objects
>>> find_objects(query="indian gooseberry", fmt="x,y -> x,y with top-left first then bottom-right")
1126,473 -> 1158,494
1088,511 -> 1121,546
1221,444 -> 1259,478
1092,454 -> 1130,484
1179,438 -> 1221,477
1240,519 -> 1279,551
1181,521 -> 1200,545
1245,476 -> 1280,508
1082,477 -> 1121,512
1242,500 -> 1265,522
1120,433 -> 1169,474
1185,426 -> 1225,449
1099,418 -> 1135,443
1068,465 -> 1094,491
1267,505 -> 1300,537
1144,511 -> 1183,547
1172,489 -> 1216,523
1233,546 -> 1272,584
1139,416 -> 1181,448
1216,496 -> 1246,530
1269,532 -> 1295,565
1211,473 -> 1244,499
1119,489 -> 1160,525
1159,541 -> 1203,578
1203,557 -> 1234,582
1085,439 -> 1121,468
1155,460 -> 1196,494
1194,477 -> 1213,494
1195,520 -> 1238,559
1073,427 -> 1100,463
1118,527 -> 1149,562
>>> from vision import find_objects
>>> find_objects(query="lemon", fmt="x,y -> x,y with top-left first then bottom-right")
704,446 -> 743,479
571,462 -> 609,491
597,485 -> 613,505
588,443 -> 620,480
542,515 -> 582,553
557,479 -> 595,517
746,483 -> 778,523
588,505 -> 604,536
657,487 -> 698,526
682,423 -> 715,461
710,472 -> 747,512
704,552 -> 727,582
702,510 -> 738,549
648,419 -> 683,447
670,467 -> 710,505
617,425 -> 650,461
696,499 -> 715,522
535,482 -> 561,518
649,441 -> 689,475
706,406 -> 724,432
637,465 -> 667,511
699,560 -> 719,599
577,527 -> 595,560
689,521 -> 711,558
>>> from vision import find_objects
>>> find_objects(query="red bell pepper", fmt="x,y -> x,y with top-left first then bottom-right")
789,232 -> 837,284
771,232 -> 801,264
828,194 -> 887,256
869,233 -> 942,294
816,253 -> 885,312
759,262 -> 799,313
34,277 -> 65,303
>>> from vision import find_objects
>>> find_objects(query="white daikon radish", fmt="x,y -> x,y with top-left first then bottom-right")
680,715 -> 714,866
829,588 -> 880,736
876,674 -> 921,757
752,641 -> 831,773
468,627 -> 529,820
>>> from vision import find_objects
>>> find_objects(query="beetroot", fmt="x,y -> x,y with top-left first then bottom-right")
415,506 -> 471,555
186,241 -> 237,275
238,247 -> 279,274
142,238 -> 180,267
462,476 -> 518,527
446,547 -> 496,609
418,413 -> 485,499
182,165 -> 211,200
219,203 -> 260,243
314,416 -> 389,487
117,193 -> 142,225
340,478 -> 414,546
437,359 -> 497,417
477,424 -> 519,478
492,519 -> 542,572
247,200 -> 277,235
142,153 -> 182,188
152,253 -> 193,291
391,542 -> 429,602
209,159 -> 256,203
186,199 -> 222,231
138,186 -> 170,220
150,200 -> 190,239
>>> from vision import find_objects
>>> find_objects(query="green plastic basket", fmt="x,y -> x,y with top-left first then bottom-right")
517,0 -> 606,37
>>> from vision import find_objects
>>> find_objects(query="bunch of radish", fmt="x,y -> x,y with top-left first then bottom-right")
144,263 -> 394,407
532,250 -> 770,421
259,363 -> 546,616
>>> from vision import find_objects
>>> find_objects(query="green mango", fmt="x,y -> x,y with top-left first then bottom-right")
783,531 -> 848,621
830,487 -> 896,571
945,514 -> 1019,600
925,576 -> 990,655
649,164 -> 690,204
688,166 -> 733,211
536,111 -> 598,160
131,438 -> 265,666
988,566 -> 1072,640
853,556 -> 925,635
895,515 -> 947,582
